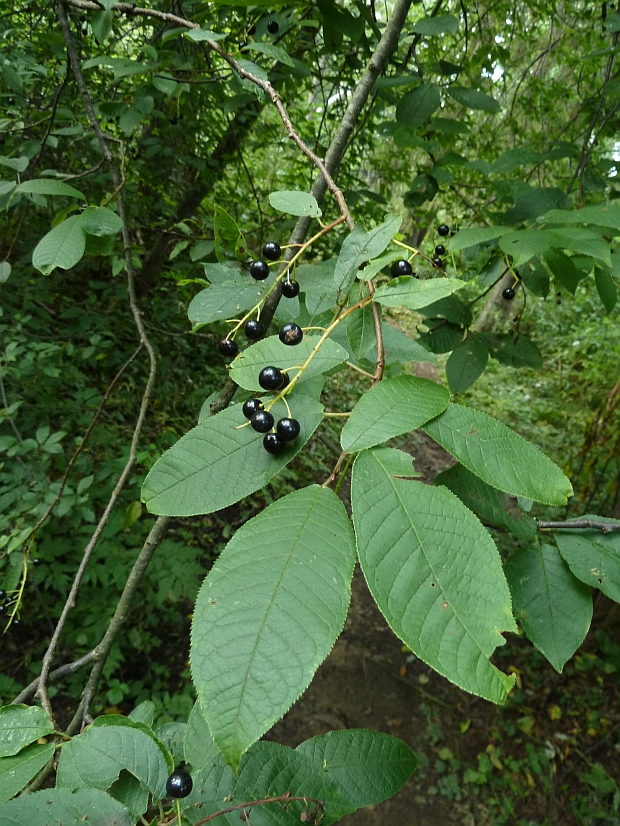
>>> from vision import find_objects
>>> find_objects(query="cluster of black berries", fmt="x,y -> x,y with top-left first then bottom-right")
0,587 -> 22,626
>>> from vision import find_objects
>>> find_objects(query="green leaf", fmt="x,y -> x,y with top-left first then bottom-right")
595,267 -> 617,313
32,216 -> 86,275
15,179 -> 85,199
268,190 -> 322,218
543,249 -> 584,294
341,376 -> 449,452
411,14 -> 458,35
448,87 -> 500,113
499,230 -> 553,267
297,259 -> 339,314
98,0 -> 116,8
85,233 -> 114,256
2,65 -> 23,94
296,730 -> 417,808
334,214 -> 402,289
91,10 -> 113,42
141,399 -> 324,516
373,276 -> 465,309
547,227 -> 611,265
229,334 -> 348,390
184,703 -> 220,770
555,526 -> 620,602
0,743 -> 55,803
81,207 -> 123,236
418,321 -> 464,354
56,724 -> 169,799
0,788 -> 132,826
541,204 -> 620,231
128,701 -> 155,727
0,156 -> 28,172
191,485 -> 356,770
184,28 -> 227,41
189,239 -> 214,261
346,304 -> 377,360
435,463 -> 537,540
490,148 -> 543,175
188,272 -> 269,329
423,403 -> 573,505
352,448 -> 516,704
107,771 -> 149,820
244,42 -> 295,67
378,322 -> 437,364
490,334 -> 544,369
396,84 -> 441,129
505,543 -> 592,672
446,335 -> 489,394
448,226 -> 513,252
0,706 -> 55,757
421,295 -> 472,326
357,250 -> 402,281
0,262 -> 11,283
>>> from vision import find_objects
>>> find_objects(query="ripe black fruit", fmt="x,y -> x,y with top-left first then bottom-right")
503,287 -> 516,300
438,224 -> 450,237
280,372 -> 290,389
245,319 -> 265,340
243,398 -> 263,419
276,418 -> 300,441
432,257 -> 443,269
259,366 -> 285,390
250,260 -> 270,280
0,590 -> 6,602
32,558 -> 42,567
263,433 -> 285,454
12,617 -> 21,627
434,244 -> 445,256
390,259 -> 413,277
279,322 -> 303,346
166,769 -> 193,799
219,339 -> 238,357
0,604 -> 6,616
251,410 -> 274,432
262,241 -> 281,261
282,280 -> 299,298
267,20 -> 280,34
170,117 -> 178,126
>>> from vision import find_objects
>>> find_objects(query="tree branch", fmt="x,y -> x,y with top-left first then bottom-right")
537,519 -> 620,533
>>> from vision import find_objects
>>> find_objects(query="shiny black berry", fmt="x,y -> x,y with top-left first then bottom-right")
245,319 -> 265,340
259,366 -> 285,390
250,260 -> 270,280
166,769 -> 193,799
279,322 -> 303,346
390,259 -> 413,277
263,241 -> 281,261
267,20 -> 280,34
503,287 -> 516,300
280,372 -> 290,389
251,410 -> 274,432
276,418 -> 300,441
0,590 -> 6,602
263,433 -> 285,454
432,257 -> 443,269
219,339 -> 238,357
32,558 -> 42,567
282,280 -> 299,298
170,117 -> 178,126
438,224 -> 450,237
434,244 -> 446,256
0,604 -> 6,616
243,398 -> 263,419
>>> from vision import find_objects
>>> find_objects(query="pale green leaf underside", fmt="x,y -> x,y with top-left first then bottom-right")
296,729 -> 417,808
352,448 -> 516,704
0,788 -> 132,826
15,178 -> 85,198
56,724 -> 169,800
229,334 -> 348,390
191,485 -> 356,771
0,743 -> 55,803
448,226 -> 513,253
555,528 -> 620,602
423,403 -> 573,505
81,206 -> 123,236
373,276 -> 465,309
0,705 -> 55,758
142,398 -> 324,516
269,190 -> 321,217
505,543 -> 592,672
188,278 -> 269,329
32,215 -> 86,275
341,376 -> 450,452
541,204 -> 620,231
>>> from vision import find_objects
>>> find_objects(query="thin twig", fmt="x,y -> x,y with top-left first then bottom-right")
192,794 -> 325,826
537,519 -> 620,533
12,651 -> 96,704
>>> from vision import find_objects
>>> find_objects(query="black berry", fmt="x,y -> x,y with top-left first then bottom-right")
251,410 -> 275,432
280,372 -> 290,389
166,769 -> 193,799
432,257 -> 443,269
259,366 -> 285,390
170,117 -> 178,126
262,241 -> 281,261
32,558 -> 42,567
434,244 -> 446,256
282,280 -> 299,298
503,287 -> 516,300
219,339 -> 238,357
245,319 -> 265,340
250,260 -> 270,280
276,418 -> 300,441
267,20 -> 280,34
390,259 -> 413,277
243,398 -> 263,419
11,617 -> 20,627
279,322 -> 303,346
451,227 -> 459,236
0,590 -> 6,602
438,224 -> 450,237
263,433 -> 285,454
0,604 -> 6,616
